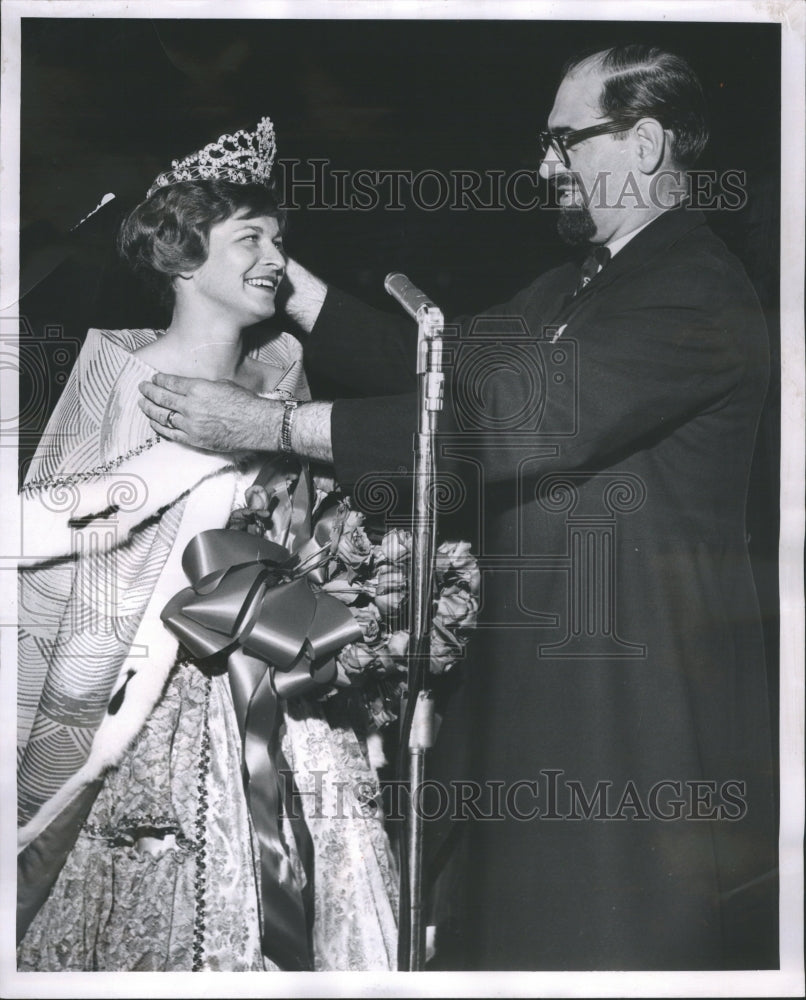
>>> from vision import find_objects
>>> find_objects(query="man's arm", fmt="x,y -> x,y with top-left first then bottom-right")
137,376 -> 334,462
304,283 -> 418,396
306,252 -> 767,489
281,256 -> 419,397
291,400 -> 333,462
137,266 -> 420,474
137,370 -> 416,484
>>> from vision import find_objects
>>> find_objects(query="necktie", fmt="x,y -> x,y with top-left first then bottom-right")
575,245 -> 611,295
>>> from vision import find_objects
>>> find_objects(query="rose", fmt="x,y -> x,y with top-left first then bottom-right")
375,564 -> 408,617
365,689 -> 401,731
228,507 -> 265,535
433,583 -> 479,629
341,508 -> 365,532
330,506 -> 364,548
336,641 -> 394,686
429,579 -> 478,674
435,540 -> 480,593
321,575 -> 376,605
336,642 -> 378,685
228,484 -> 275,535
244,484 -> 272,514
335,517 -> 374,569
352,603 -> 383,644
386,630 -> 410,659
429,621 -> 465,675
378,528 -> 412,565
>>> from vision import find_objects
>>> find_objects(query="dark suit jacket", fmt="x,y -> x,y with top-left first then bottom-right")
304,207 -> 777,970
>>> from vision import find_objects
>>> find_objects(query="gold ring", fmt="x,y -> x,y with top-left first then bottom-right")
166,410 -> 177,429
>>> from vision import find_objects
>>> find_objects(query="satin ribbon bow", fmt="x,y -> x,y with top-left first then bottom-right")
162,528 -> 360,697
162,464 -> 361,971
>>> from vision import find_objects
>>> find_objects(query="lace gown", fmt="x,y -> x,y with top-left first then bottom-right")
18,661 -> 399,971
17,330 -> 398,971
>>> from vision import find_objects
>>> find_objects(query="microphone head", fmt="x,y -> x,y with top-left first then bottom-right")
384,272 -> 406,293
384,271 -> 438,319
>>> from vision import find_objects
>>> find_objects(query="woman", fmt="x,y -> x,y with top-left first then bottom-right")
16,118 -> 398,972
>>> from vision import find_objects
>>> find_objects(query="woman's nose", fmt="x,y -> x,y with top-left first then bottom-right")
262,242 -> 286,267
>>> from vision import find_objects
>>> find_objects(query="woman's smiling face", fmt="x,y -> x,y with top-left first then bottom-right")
181,210 -> 286,327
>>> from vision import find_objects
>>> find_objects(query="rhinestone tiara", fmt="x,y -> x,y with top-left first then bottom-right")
147,117 -> 277,198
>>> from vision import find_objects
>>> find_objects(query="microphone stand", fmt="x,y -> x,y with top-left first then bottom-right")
384,274 -> 444,972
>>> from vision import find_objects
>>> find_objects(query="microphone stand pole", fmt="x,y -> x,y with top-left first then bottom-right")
385,276 -> 444,971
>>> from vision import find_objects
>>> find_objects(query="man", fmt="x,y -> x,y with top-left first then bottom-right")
139,45 -> 777,969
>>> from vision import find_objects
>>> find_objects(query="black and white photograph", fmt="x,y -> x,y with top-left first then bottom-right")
1,1 -> 803,996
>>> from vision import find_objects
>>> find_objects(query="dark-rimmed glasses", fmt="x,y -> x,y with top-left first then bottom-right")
538,118 -> 640,168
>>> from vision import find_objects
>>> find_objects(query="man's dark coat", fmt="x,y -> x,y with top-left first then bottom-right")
304,207 -> 777,970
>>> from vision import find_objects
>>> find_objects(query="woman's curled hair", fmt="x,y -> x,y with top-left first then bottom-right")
118,179 -> 286,307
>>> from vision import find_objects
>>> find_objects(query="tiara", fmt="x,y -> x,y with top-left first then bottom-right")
147,117 -> 277,198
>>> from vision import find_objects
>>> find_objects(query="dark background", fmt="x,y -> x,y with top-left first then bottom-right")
17,16 -> 781,758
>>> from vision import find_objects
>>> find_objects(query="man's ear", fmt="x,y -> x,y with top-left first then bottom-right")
633,118 -> 667,174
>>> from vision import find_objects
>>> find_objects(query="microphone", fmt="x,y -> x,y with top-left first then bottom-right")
384,272 -> 437,319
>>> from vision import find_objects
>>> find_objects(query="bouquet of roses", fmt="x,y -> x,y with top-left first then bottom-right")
322,497 -> 480,728
231,485 -> 480,729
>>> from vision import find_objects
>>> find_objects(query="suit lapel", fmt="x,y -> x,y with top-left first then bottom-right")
545,206 -> 708,331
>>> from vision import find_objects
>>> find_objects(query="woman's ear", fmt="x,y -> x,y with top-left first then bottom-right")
169,272 -> 194,307
172,272 -> 194,294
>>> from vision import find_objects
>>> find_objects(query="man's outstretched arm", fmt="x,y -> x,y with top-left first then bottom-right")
138,375 -> 334,463
138,261 -> 420,482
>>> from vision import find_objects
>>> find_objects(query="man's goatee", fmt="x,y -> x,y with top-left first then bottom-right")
557,205 -> 597,245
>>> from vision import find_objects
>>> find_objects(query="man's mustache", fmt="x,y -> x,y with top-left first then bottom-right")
549,174 -> 583,203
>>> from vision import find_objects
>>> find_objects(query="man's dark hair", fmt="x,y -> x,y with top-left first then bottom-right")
118,179 -> 286,308
563,44 -> 709,167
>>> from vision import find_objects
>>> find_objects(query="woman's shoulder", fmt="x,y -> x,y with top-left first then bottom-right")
23,330 -> 160,485
66,329 -> 164,388
80,329 -> 165,378
252,330 -> 303,367
251,331 -> 310,400
87,328 -> 163,355
77,333 -> 158,459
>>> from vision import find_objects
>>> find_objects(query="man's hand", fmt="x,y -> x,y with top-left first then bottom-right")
138,373 -> 283,452
279,258 -> 328,333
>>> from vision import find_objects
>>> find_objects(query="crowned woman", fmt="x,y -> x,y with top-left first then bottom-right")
17,118 -> 398,971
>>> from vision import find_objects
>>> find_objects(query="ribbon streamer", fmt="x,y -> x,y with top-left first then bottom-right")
162,460 -> 360,970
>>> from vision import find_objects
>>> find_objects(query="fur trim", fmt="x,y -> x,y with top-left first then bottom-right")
18,442 -> 235,565
18,465 -> 246,850
366,731 -> 387,772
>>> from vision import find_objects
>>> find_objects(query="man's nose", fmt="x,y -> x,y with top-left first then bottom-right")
539,144 -> 563,181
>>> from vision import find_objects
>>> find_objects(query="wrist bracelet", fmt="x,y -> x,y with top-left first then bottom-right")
280,398 -> 299,453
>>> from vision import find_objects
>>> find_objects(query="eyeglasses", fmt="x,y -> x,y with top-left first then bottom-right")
538,118 -> 640,168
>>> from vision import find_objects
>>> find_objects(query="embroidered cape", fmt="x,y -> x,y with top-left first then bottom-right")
17,328 -> 307,928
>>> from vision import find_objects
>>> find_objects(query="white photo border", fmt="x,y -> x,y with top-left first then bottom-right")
1,2 -> 803,997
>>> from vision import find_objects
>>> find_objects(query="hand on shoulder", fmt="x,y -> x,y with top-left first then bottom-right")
138,373 -> 284,453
